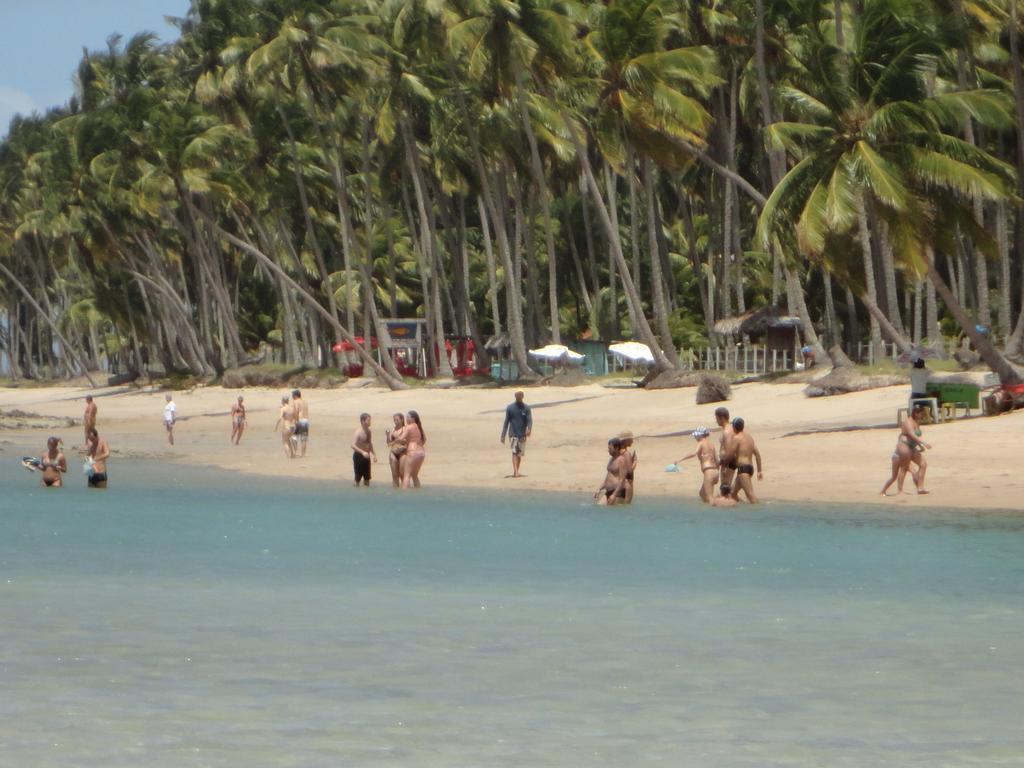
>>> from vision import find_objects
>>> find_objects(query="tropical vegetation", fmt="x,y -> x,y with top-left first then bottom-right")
1,0 -> 1022,389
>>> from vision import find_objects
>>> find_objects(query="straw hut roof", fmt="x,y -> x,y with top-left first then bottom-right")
485,332 -> 511,351
712,306 -> 802,336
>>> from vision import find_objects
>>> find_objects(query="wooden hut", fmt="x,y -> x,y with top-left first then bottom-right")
712,306 -> 803,353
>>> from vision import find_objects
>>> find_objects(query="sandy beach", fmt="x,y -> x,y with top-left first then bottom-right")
2,379 -> 1021,511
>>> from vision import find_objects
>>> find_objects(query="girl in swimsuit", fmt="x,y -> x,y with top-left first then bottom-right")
880,404 -> 931,496
674,427 -> 719,503
231,396 -> 246,445
386,412 -> 407,488
396,410 -> 426,489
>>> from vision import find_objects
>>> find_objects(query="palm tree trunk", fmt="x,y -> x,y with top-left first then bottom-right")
643,158 -> 680,367
856,195 -> 884,360
477,196 -> 504,337
559,104 -> 674,370
0,261 -> 96,386
925,246 -> 1021,382
212,222 -> 408,390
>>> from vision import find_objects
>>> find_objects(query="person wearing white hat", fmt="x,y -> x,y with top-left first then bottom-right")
673,427 -> 719,503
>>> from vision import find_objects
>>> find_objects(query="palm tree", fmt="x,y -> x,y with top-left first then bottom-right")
757,0 -> 1021,381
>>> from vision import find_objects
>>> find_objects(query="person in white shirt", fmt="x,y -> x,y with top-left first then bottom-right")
909,357 -> 930,399
163,394 -> 177,445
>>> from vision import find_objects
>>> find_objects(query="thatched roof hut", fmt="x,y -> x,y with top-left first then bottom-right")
712,305 -> 802,337
712,306 -> 803,352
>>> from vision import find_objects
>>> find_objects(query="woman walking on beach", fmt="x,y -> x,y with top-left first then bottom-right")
386,412 -> 406,487
396,411 -> 425,489
880,403 -> 931,496
230,396 -> 246,445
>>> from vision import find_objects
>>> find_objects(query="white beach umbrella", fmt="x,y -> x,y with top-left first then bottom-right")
528,344 -> 585,362
609,341 -> 656,364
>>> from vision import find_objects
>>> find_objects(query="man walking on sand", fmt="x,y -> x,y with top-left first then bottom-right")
727,418 -> 763,503
83,395 -> 97,446
351,413 -> 377,487
163,393 -> 177,445
291,389 -> 310,457
500,390 -> 533,478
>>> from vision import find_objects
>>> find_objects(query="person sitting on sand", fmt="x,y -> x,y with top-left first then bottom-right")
230,396 -> 246,445
394,411 -> 425,489
86,427 -> 110,489
386,412 -> 406,488
881,402 -> 931,496
351,413 -> 377,487
594,437 -> 630,506
163,394 -> 177,446
714,407 -> 736,497
673,427 -> 718,503
83,395 -> 97,446
274,395 -> 295,458
40,436 -> 67,488
619,430 -> 638,503
727,418 -> 763,503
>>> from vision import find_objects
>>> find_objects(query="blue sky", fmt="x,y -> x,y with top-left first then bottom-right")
0,0 -> 191,134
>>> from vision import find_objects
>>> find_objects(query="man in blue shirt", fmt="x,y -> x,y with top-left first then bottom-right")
500,390 -> 533,478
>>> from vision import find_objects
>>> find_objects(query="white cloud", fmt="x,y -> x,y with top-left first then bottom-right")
0,85 -> 39,136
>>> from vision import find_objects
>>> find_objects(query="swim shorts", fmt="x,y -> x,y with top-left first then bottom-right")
510,436 -> 526,456
353,451 -> 371,483
294,419 -> 309,437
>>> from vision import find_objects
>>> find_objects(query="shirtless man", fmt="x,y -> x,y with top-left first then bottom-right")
619,430 -> 638,503
728,418 -> 763,503
40,436 -> 67,488
230,396 -> 246,445
594,438 -> 630,506
714,407 -> 736,497
83,395 -> 97,445
351,413 -> 377,487
86,428 -> 110,488
274,395 -> 295,458
673,427 -> 718,503
291,389 -> 310,457
163,394 -> 177,445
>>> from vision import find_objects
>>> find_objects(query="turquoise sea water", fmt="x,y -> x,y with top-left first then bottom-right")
1,458 -> 1022,767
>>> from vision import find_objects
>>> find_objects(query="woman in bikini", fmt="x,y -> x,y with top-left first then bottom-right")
40,436 -> 67,488
386,412 -> 407,488
673,427 -> 718,503
880,402 -> 931,496
230,396 -> 246,445
395,410 -> 426,489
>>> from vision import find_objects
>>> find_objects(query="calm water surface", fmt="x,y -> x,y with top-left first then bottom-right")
1,457 -> 1022,767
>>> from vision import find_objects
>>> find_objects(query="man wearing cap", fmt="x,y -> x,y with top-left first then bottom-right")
729,417 -> 763,503
500,390 -> 533,478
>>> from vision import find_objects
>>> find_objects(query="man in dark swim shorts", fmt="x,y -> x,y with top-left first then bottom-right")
351,413 -> 376,487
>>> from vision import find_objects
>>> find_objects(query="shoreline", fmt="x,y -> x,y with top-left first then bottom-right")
2,380 -> 1022,512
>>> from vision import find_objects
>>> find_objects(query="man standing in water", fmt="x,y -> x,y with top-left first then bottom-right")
351,413 -> 377,487
86,428 -> 110,488
83,395 -> 97,446
230,395 -> 246,445
163,393 -> 177,445
728,418 -> 763,503
274,395 -> 295,458
714,407 -> 736,496
500,390 -> 533,478
291,389 -> 310,457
